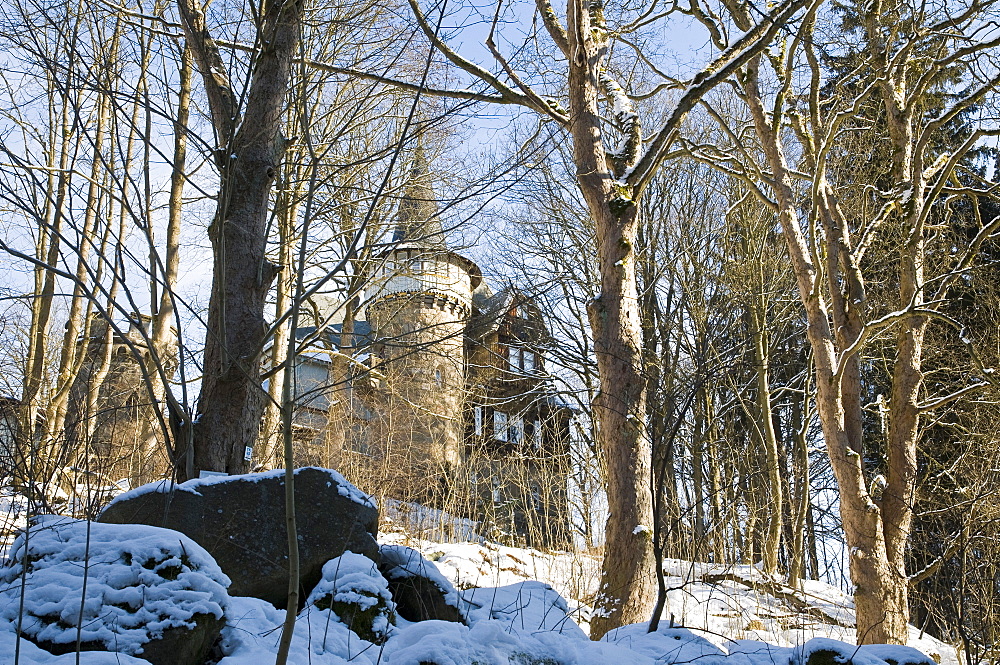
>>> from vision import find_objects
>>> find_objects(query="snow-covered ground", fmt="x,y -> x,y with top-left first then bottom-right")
0,487 -> 957,665
379,530 -> 955,665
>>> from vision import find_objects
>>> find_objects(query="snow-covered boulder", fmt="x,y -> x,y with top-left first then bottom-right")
0,516 -> 229,665
98,467 -> 379,609
305,551 -> 396,644
794,638 -> 938,665
462,581 -> 587,639
379,544 -> 466,624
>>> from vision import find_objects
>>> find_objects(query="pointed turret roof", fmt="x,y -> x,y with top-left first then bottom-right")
393,144 -> 446,249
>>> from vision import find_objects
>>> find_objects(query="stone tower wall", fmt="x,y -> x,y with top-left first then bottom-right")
364,250 -> 474,497
63,317 -> 176,484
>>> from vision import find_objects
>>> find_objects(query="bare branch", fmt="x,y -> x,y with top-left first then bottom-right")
627,0 -> 814,193
534,0 -> 569,56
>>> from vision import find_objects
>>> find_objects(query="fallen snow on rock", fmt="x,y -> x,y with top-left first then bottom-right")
0,516 -> 229,660
382,543 -> 465,614
306,551 -> 396,644
102,467 -> 376,512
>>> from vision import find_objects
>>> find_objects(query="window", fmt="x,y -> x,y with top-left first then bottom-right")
474,406 -> 483,436
533,419 -> 543,448
494,411 -> 508,441
507,345 -> 538,372
510,415 -> 524,444
435,368 -> 443,388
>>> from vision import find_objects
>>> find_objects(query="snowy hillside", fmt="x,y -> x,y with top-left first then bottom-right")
0,487 -> 957,665
378,531 -> 956,665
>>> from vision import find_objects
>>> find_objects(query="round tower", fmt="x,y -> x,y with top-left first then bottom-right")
365,147 -> 481,486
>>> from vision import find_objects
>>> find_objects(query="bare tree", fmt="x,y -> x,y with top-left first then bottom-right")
0,0 -> 187,499
691,0 -> 1000,642
171,0 -> 307,477
364,0 -> 814,635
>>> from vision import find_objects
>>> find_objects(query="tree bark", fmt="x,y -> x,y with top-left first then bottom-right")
748,291 -> 782,575
739,54 -> 910,643
563,0 -> 655,632
177,0 -> 302,478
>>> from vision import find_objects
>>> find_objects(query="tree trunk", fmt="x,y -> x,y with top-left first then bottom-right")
259,174 -> 300,468
561,0 -> 654,637
749,293 -> 782,575
787,379 -> 811,586
741,55 -> 910,643
177,0 -> 303,479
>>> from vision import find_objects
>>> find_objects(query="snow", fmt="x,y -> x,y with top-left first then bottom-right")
308,553 -> 393,613
604,623 -> 730,665
462,581 -> 588,639
0,516 -> 229,659
103,466 -> 376,511
383,538 -> 955,665
379,532 -> 601,611
215,594 -> 373,664
381,544 -> 463,615
0,623 -> 151,665
0,490 -> 958,665
381,498 -> 481,541
306,551 -> 396,643
0,488 -> 28,541
380,619 -> 650,665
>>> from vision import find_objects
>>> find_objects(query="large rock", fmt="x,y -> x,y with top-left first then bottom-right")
797,638 -> 938,665
99,467 -> 379,609
305,552 -> 396,644
379,544 -> 466,624
0,515 -> 229,665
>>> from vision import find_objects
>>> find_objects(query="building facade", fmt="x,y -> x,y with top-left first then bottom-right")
63,315 -> 176,486
295,151 -> 574,547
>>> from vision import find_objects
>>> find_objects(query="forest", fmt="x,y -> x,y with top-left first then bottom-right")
0,0 -> 999,660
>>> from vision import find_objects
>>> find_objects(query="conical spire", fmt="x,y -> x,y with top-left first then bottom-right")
393,144 -> 446,248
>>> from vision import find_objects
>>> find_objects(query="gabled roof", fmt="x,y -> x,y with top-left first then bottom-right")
467,287 -> 547,343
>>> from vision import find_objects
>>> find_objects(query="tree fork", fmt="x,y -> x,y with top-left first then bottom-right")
177,0 -> 304,479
